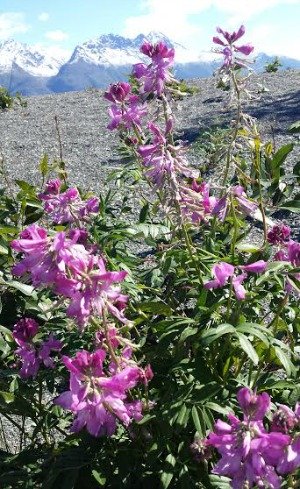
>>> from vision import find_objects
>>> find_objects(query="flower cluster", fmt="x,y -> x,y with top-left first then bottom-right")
203,388 -> 300,488
13,318 -> 61,379
138,122 -> 196,188
133,41 -> 175,96
267,223 -> 291,245
104,81 -> 147,131
55,348 -> 150,437
39,179 -> 99,224
267,224 -> 300,294
213,25 -> 254,70
204,260 -> 267,300
11,224 -> 128,328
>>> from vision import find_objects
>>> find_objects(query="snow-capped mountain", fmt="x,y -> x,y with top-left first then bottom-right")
0,39 -> 63,77
49,32 -> 220,93
0,33 -> 300,96
0,39 -> 65,95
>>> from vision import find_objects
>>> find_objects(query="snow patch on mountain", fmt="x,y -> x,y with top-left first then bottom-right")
0,39 -> 64,77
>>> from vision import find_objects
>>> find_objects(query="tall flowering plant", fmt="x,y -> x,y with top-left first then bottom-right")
0,27 -> 299,489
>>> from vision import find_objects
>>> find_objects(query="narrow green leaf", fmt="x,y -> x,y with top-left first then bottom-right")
236,333 -> 259,365
274,347 -> 293,376
39,154 -> 49,176
280,200 -> 300,213
201,323 -> 235,345
161,454 -> 176,489
92,470 -> 106,486
0,391 -> 14,403
139,202 -> 149,223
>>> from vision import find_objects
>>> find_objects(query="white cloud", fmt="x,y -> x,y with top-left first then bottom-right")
123,0 -> 209,45
38,12 -> 50,22
214,0 -> 300,25
249,22 -> 300,59
123,0 -> 300,57
0,12 -> 30,39
45,30 -> 69,42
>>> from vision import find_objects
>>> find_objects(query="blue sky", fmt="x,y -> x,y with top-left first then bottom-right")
0,0 -> 299,60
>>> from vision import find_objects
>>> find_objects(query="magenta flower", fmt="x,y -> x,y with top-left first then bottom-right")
107,95 -> 147,131
16,345 -> 41,379
267,224 -> 291,245
13,317 -> 62,379
287,240 -> 300,267
138,122 -> 196,187
213,25 -> 254,70
133,41 -> 175,96
55,349 -> 146,437
13,318 -> 39,346
104,82 -> 131,103
212,186 -> 257,221
179,181 -> 217,223
277,436 -> 300,475
39,334 -> 62,368
207,388 -> 290,489
240,260 -> 267,274
232,273 -> 247,300
204,262 -> 246,300
39,182 -> 99,224
271,404 -> 298,434
237,387 -> 270,421
61,256 -> 128,328
12,226 -> 129,328
204,262 -> 235,289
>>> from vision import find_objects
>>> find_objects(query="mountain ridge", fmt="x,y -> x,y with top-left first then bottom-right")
1,32 -> 300,96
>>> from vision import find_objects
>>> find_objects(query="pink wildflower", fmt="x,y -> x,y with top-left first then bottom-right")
267,224 -> 291,245
39,183 -> 99,224
179,181 -> 217,223
133,41 -> 175,96
13,317 -> 62,379
213,25 -> 254,70
11,226 -> 129,328
104,82 -> 131,103
138,122 -> 196,186
55,349 -> 146,437
240,260 -> 267,274
13,318 -> 39,346
207,387 -> 290,488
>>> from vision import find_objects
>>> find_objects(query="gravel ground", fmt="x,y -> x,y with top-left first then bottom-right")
0,70 -> 299,191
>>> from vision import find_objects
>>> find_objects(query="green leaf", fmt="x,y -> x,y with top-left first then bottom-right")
280,200 -> 300,212
289,121 -> 300,133
0,391 -> 14,403
201,323 -> 235,345
236,324 -> 269,346
137,300 -> 172,316
205,402 -> 232,415
274,346 -> 294,376
0,225 -> 20,236
179,326 -> 198,344
236,332 -> 259,365
191,406 -> 204,436
39,154 -> 49,176
286,276 -> 300,294
235,243 -> 261,253
6,280 -> 37,297
15,179 -> 36,194
92,470 -> 106,486
139,202 -> 149,223
161,454 -> 176,489
270,143 -> 294,179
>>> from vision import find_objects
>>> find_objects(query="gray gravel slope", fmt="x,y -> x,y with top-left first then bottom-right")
0,70 -> 299,190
